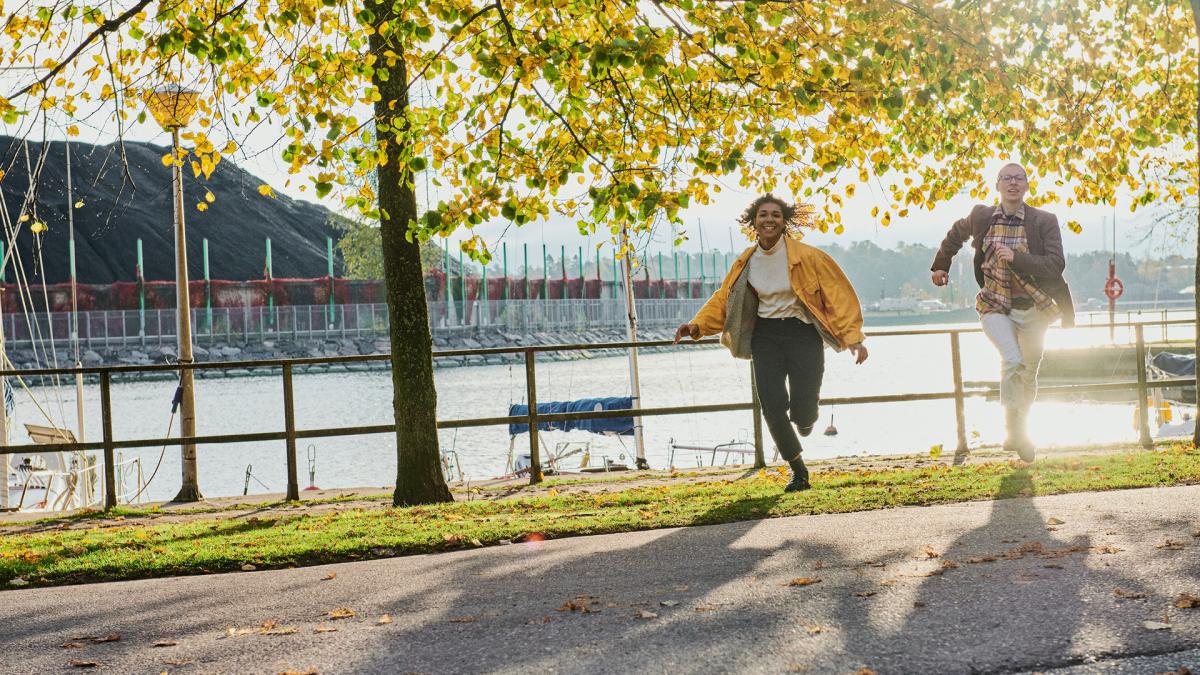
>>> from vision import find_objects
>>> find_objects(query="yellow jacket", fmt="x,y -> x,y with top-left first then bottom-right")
690,236 -> 866,350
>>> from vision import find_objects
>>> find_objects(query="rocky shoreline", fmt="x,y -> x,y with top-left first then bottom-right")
5,325 -> 701,383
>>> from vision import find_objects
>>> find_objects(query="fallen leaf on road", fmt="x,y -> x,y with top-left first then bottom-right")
557,596 -> 600,613
152,641 -> 178,647
1047,517 -> 1065,525
917,546 -> 939,559
68,660 -> 99,668
61,643 -> 83,649
787,577 -> 822,587
321,572 -> 336,581
470,538 -> 483,547
314,626 -> 338,633
1175,593 -> 1200,609
852,591 -> 877,598
913,602 -> 926,608
1157,540 -> 1185,550
636,610 -> 658,619
1114,588 -> 1148,599
377,614 -> 393,625
448,616 -> 479,623
923,560 -> 959,577
694,605 -> 718,613
660,600 -> 679,607
261,626 -> 299,636
675,585 -> 689,592
241,564 -> 257,571
327,608 -> 356,620
1143,621 -> 1172,630
856,669 -> 878,675
1043,564 -> 1064,569
277,671 -> 317,675
804,624 -> 824,634
8,577 -> 29,587
1095,545 -> 1123,554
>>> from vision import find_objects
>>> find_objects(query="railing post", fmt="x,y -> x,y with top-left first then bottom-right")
750,368 -> 764,468
950,331 -> 969,459
1135,323 -> 1153,448
524,348 -> 543,484
101,370 -> 116,509
282,363 -> 300,500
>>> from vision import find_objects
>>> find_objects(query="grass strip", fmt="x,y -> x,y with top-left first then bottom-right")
2,444 -> 1197,588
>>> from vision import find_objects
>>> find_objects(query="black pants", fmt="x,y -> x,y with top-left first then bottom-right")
751,317 -> 824,462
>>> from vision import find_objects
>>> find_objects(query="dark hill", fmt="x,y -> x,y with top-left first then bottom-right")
0,136 -> 342,284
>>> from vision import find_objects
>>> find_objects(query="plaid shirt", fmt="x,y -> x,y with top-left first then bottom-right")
976,205 -> 1060,318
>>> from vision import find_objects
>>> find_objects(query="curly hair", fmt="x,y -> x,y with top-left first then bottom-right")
736,194 -> 816,240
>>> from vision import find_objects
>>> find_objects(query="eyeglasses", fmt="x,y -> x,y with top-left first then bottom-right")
998,174 -> 1027,184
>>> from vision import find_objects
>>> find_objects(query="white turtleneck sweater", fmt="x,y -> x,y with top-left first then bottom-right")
747,238 -> 811,322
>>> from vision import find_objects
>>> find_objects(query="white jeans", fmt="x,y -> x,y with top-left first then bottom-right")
980,308 -> 1050,411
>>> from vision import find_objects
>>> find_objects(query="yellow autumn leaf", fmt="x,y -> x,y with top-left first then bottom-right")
205,191 -> 216,203
196,202 -> 208,212
161,154 -> 174,167
258,184 -> 275,197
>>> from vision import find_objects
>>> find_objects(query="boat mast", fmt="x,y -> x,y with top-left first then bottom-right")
619,225 -> 648,469
0,281 -> 8,510
66,141 -> 84,449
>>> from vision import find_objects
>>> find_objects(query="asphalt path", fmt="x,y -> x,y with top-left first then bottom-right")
4,481 -> 1200,674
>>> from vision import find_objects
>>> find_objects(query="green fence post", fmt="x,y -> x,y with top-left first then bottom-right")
326,236 -> 335,328
265,237 -> 273,330
136,238 -> 145,339
203,238 -> 212,338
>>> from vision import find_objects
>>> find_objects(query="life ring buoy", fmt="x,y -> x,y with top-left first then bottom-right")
1104,277 -> 1124,300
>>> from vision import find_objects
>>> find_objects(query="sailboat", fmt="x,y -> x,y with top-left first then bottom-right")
0,139 -> 139,512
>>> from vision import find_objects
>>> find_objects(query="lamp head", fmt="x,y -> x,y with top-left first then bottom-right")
145,85 -> 199,130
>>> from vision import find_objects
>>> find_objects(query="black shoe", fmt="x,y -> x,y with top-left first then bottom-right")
797,423 -> 815,437
784,461 -> 811,492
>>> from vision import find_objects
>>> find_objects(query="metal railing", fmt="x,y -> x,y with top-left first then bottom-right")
4,300 -> 1192,351
2,299 -> 713,350
0,317 -> 1194,510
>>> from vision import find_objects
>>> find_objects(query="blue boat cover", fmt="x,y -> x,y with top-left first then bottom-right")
1153,352 -> 1196,377
508,397 -> 634,436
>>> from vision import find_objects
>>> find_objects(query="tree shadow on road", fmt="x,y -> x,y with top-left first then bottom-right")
354,483 -> 888,674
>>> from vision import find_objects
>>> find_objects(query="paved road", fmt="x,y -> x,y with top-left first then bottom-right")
4,481 -> 1200,674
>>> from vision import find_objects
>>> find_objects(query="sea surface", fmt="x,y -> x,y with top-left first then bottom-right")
7,311 -> 1194,503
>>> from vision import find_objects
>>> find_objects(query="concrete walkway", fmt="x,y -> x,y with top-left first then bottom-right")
3,483 -> 1199,674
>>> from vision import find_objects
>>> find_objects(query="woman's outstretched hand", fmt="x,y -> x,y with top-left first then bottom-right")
673,322 -> 700,344
849,342 -> 869,364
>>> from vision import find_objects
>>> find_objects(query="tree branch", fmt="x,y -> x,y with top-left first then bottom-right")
7,0 -> 155,101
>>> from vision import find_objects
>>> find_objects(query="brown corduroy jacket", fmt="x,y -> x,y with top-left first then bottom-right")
930,203 -> 1075,327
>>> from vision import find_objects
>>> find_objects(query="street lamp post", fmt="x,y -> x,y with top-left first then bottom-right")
146,86 -> 203,502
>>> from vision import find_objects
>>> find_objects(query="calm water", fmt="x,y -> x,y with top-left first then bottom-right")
8,312 -> 1193,502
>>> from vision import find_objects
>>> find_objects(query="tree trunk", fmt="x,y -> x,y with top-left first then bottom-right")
1191,0 -> 1200,448
368,4 -> 453,505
